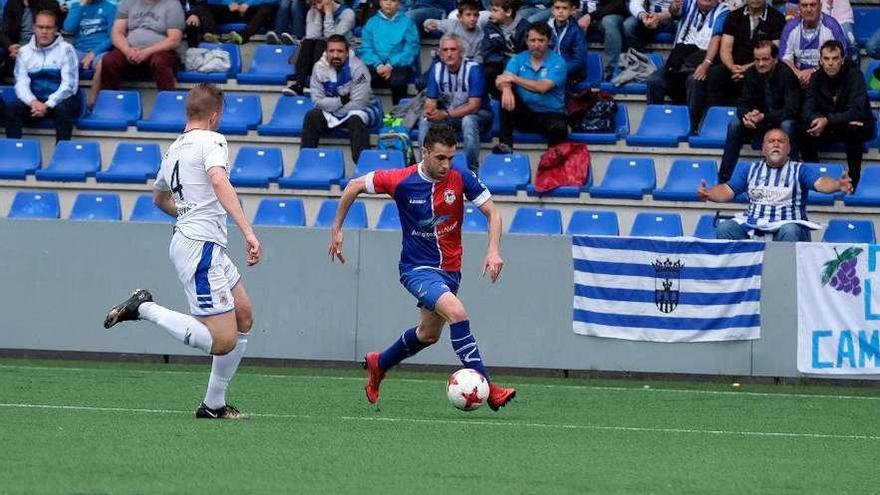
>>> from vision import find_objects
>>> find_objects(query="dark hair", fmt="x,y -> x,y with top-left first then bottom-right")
527,21 -> 552,40
820,39 -> 845,57
553,0 -> 580,8
491,0 -> 520,14
186,83 -> 224,120
326,34 -> 349,48
753,40 -> 778,58
458,0 -> 482,13
423,124 -> 458,150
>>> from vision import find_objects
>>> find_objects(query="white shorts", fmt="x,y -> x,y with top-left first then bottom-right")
169,232 -> 240,316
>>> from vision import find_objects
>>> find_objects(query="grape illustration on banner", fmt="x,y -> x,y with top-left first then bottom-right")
821,246 -> 863,296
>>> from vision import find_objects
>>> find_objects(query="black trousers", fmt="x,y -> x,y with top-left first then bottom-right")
6,96 -> 80,142
202,4 -> 277,42
482,61 -> 505,99
499,94 -> 569,147
294,38 -> 327,88
801,121 -> 874,188
368,66 -> 413,105
301,108 -> 370,163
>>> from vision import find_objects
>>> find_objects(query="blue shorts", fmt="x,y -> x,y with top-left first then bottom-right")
400,269 -> 461,311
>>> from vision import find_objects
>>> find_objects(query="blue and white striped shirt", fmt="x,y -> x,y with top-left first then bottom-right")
728,160 -> 822,229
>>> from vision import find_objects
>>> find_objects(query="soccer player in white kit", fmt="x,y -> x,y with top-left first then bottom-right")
103,84 -> 263,420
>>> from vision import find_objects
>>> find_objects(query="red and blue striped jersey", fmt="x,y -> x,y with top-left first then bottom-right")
364,162 -> 491,274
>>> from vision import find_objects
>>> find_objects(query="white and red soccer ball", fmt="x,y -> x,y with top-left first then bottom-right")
446,368 -> 489,411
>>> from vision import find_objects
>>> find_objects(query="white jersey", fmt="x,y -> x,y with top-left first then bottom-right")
155,129 -> 230,247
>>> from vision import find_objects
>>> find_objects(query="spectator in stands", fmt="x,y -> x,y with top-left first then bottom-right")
419,33 -> 493,171
718,41 -> 800,182
200,0 -> 277,45
0,0 -> 63,72
180,0 -> 212,47
406,0 -> 446,36
519,0 -> 552,24
785,0 -> 857,62
267,0 -> 306,43
7,10 -> 79,141
359,0 -> 419,104
623,0 -> 674,51
645,0 -> 728,131
698,128 -> 852,241
867,27 -> 880,60
577,0 -> 628,81
302,34 -> 379,163
481,0 -> 527,97
63,0 -> 115,67
494,22 -> 568,153
779,0 -> 847,88
424,0 -> 484,61
706,0 -> 786,108
548,0 -> 586,84
801,40 -> 875,188
101,0 -> 185,92
283,0 -> 354,96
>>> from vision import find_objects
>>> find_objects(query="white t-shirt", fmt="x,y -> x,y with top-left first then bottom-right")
155,129 -> 230,247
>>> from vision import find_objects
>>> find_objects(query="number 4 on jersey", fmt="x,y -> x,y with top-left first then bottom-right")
170,160 -> 184,200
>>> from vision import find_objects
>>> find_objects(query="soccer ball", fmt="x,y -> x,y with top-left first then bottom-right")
446,368 -> 489,411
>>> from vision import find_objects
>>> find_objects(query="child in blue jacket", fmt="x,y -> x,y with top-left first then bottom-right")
358,0 -> 419,104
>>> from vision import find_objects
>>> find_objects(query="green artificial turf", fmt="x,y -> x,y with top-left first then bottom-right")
1,359 -> 879,494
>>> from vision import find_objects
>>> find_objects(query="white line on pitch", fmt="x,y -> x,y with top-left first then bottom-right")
0,402 -> 875,441
2,364 -> 880,402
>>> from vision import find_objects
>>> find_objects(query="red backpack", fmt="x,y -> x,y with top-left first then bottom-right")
534,142 -> 590,194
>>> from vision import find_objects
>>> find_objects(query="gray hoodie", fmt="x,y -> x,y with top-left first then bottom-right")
424,18 -> 483,62
304,2 -> 356,42
310,50 -> 372,116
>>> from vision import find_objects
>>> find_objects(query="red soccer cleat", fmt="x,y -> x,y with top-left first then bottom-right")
363,352 -> 386,404
487,382 -> 516,411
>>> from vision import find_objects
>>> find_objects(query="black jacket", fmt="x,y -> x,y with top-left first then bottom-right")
804,62 -> 876,127
0,0 -> 64,49
737,62 -> 801,126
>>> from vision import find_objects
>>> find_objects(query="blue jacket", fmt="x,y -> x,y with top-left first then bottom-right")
62,0 -> 116,55
547,17 -> 586,77
480,15 -> 528,66
358,11 -> 419,69
14,34 -> 79,107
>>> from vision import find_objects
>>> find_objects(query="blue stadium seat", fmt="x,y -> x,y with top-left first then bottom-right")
219,22 -> 247,33
802,163 -> 844,206
78,90 -> 142,131
136,91 -> 187,132
867,111 -> 880,150
566,210 -> 619,236
96,143 -> 161,184
375,202 -> 400,230
129,194 -> 174,223
508,207 -> 563,235
844,164 -> 880,206
731,160 -> 752,203
0,90 -> 87,129
236,45 -> 296,85
822,219 -> 876,243
0,138 -> 41,179
218,93 -> 263,135
589,157 -> 656,199
569,103 -> 630,145
600,52 -> 664,94
177,43 -> 241,83
8,190 -> 60,218
278,148 -> 344,189
257,96 -> 314,137
570,52 -> 604,91
479,153 -> 530,195
693,214 -> 719,239
688,107 -> 736,148
35,141 -> 101,182
630,212 -> 683,237
341,150 -> 405,187
866,60 -> 880,101
252,198 -> 306,227
69,193 -> 122,221
854,7 -> 880,45
653,159 -> 718,202
314,199 -> 367,229
626,105 -> 691,147
229,147 -> 283,187
463,205 -> 487,232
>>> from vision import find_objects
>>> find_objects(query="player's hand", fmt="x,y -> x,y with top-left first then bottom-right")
481,251 -> 504,283
329,228 -> 346,263
696,179 -> 710,201
245,232 -> 262,266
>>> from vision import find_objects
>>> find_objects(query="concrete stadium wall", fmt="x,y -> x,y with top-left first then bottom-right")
0,218 -> 872,379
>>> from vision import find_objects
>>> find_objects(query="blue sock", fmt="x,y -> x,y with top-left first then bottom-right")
449,320 -> 490,381
378,327 -> 429,370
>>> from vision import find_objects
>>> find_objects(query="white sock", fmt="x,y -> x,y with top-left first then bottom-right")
138,302 -> 214,354
203,332 -> 249,409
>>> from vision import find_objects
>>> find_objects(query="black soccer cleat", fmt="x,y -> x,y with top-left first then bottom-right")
195,402 -> 249,420
103,289 -> 153,329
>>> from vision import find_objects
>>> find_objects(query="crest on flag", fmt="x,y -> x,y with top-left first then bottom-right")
652,258 -> 683,313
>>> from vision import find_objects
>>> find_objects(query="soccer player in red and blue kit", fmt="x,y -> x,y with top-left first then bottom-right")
328,124 -> 516,411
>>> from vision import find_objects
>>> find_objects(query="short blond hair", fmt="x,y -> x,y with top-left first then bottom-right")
186,84 -> 224,121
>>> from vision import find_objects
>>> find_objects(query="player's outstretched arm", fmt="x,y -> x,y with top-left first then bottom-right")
478,199 -> 504,283
329,177 -> 367,264
208,167 -> 262,266
152,189 -> 179,218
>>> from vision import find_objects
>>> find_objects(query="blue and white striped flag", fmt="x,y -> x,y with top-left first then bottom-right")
572,236 -> 765,342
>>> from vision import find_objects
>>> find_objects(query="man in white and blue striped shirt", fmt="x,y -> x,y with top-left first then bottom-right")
697,128 -> 852,241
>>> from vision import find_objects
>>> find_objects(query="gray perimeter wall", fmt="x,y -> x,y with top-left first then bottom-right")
0,218 -> 870,379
